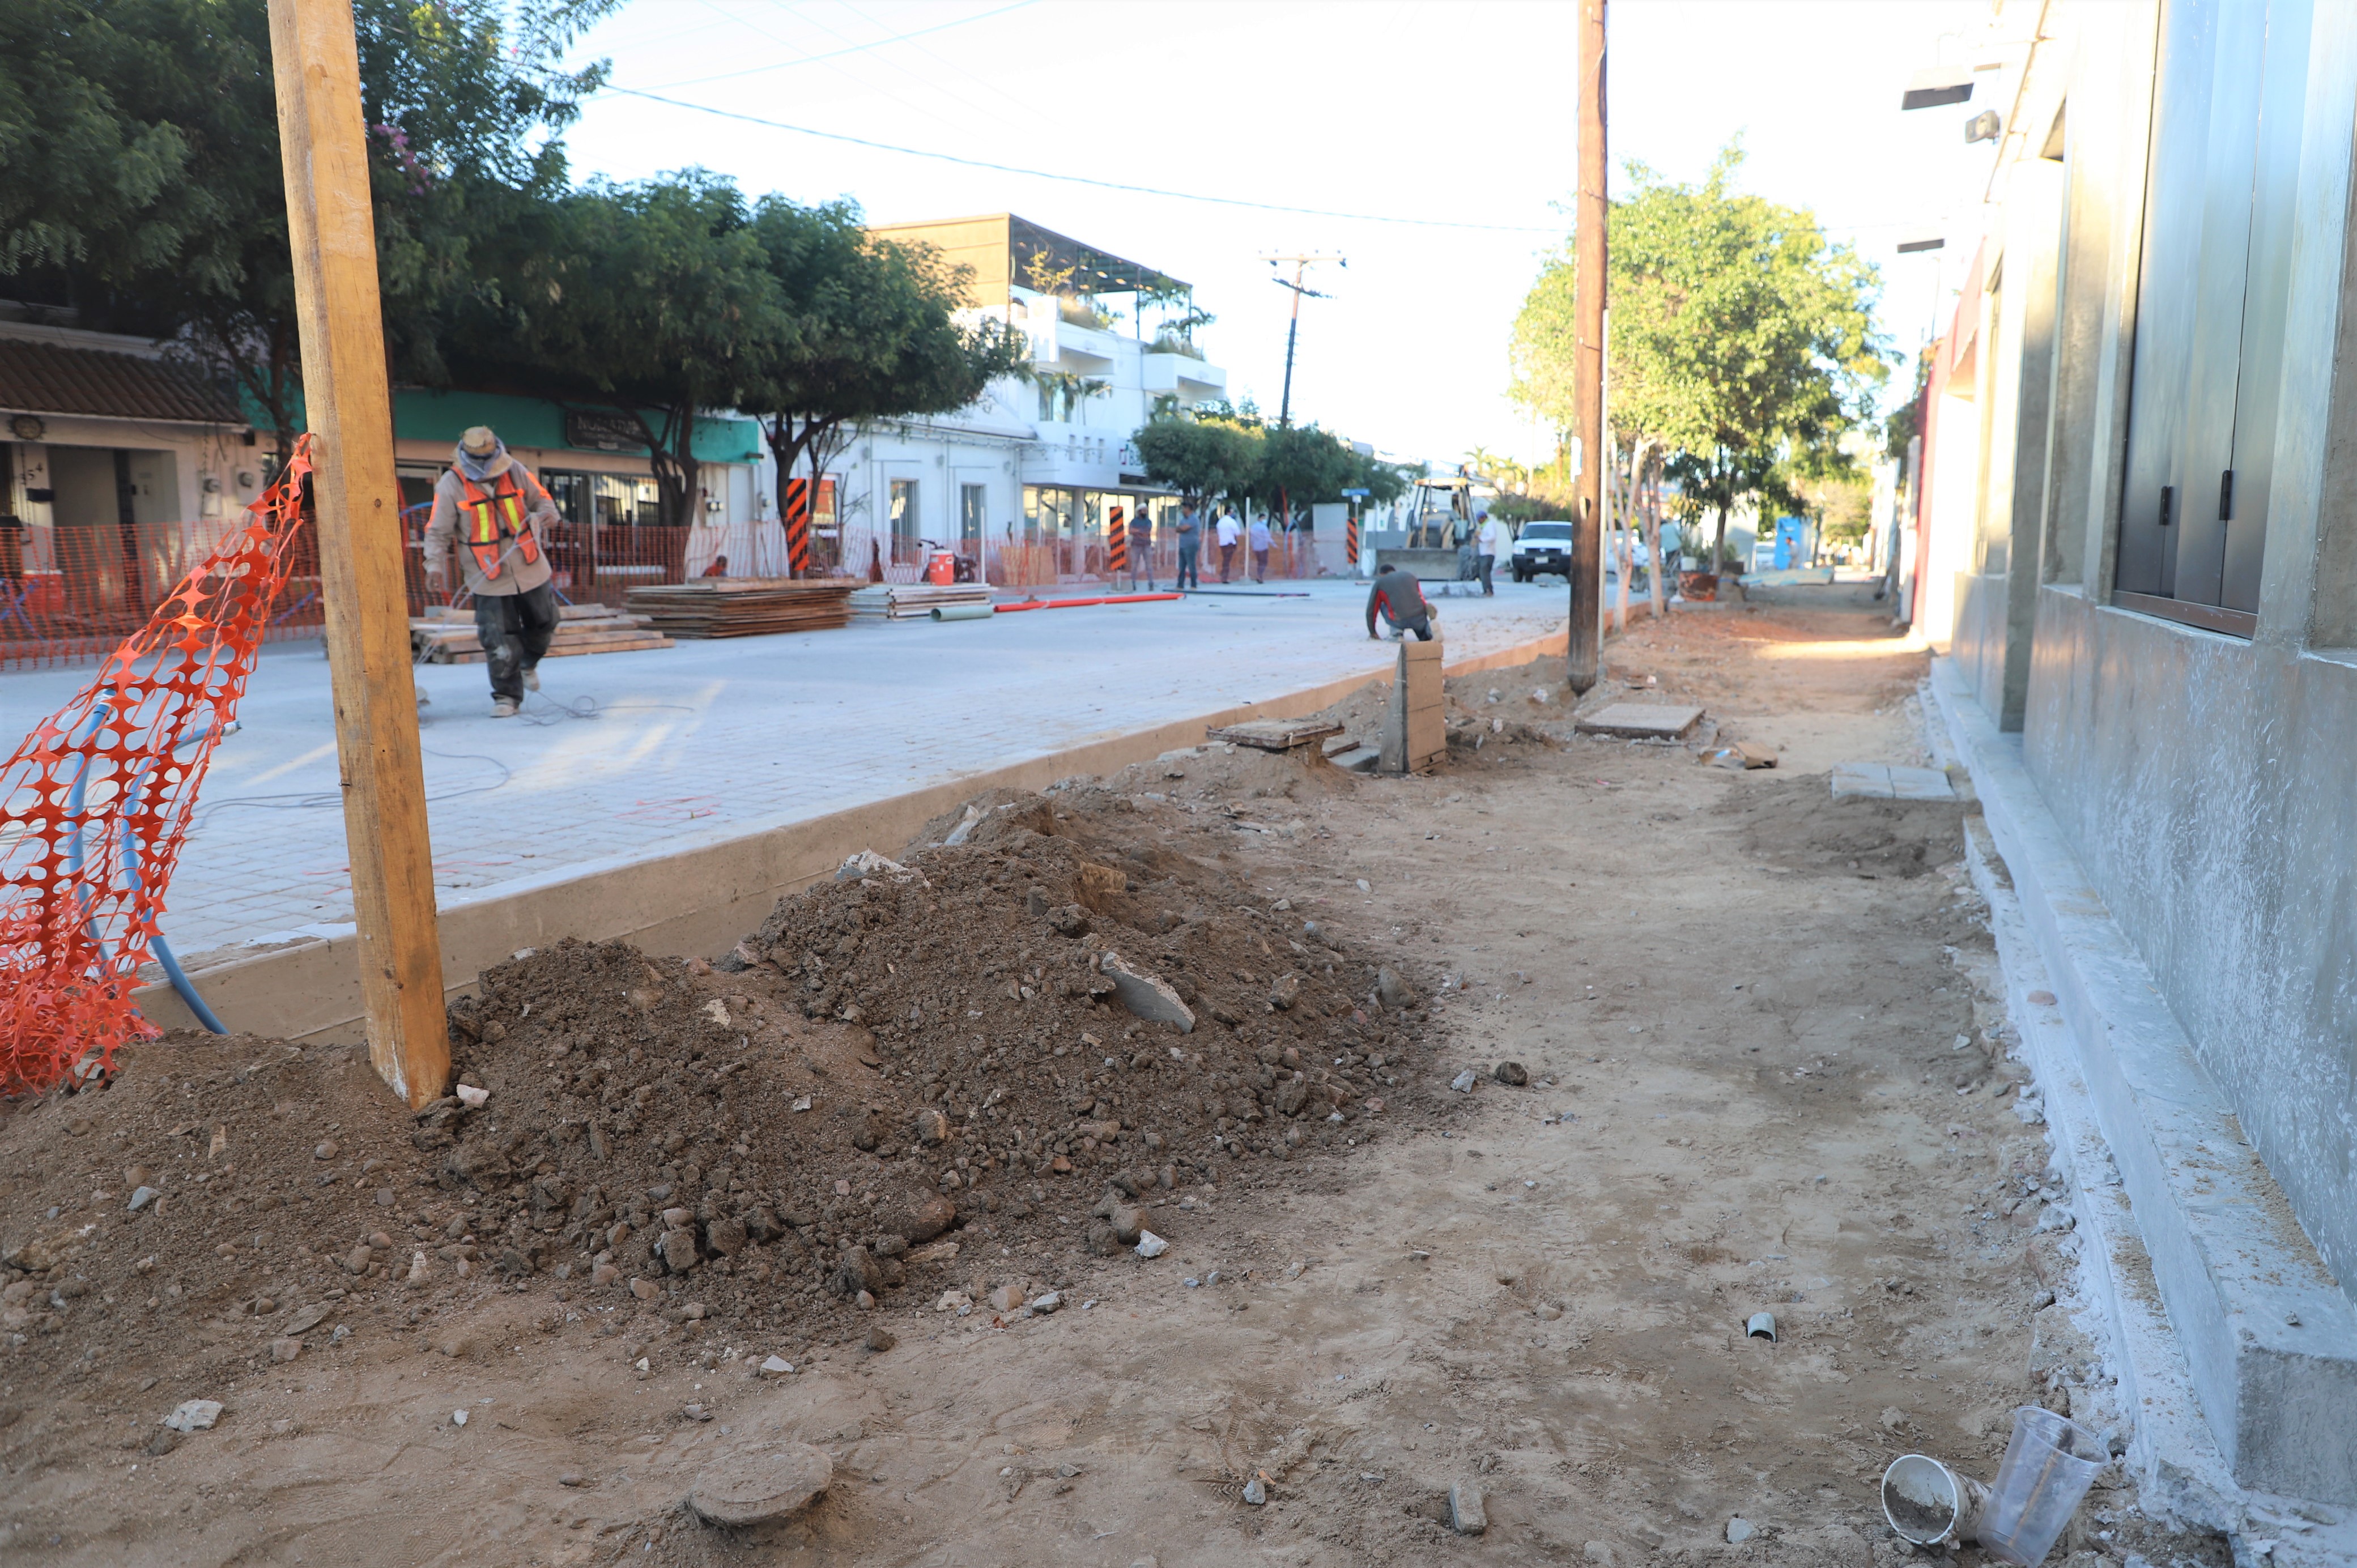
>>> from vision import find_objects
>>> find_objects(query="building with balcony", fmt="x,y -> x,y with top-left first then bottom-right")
829,214 -> 1230,585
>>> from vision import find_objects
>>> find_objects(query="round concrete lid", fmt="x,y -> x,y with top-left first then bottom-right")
688,1442 -> 832,1526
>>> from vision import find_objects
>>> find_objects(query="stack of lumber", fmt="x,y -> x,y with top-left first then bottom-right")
848,583 -> 993,621
410,602 -> 673,664
623,578 -> 859,638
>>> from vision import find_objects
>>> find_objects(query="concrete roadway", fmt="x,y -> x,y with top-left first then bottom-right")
2,578 -> 1569,961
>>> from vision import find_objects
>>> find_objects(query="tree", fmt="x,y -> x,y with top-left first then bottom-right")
1134,415 -> 1262,510
462,172 -> 786,546
735,201 -> 1027,571
0,0 -> 615,461
1512,143 -> 1890,574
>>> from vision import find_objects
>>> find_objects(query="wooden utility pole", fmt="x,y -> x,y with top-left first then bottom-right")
1567,0 -> 1607,692
269,0 -> 450,1107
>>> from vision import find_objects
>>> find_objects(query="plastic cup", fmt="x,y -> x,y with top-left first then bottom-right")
1881,1453 -> 1990,1546
1980,1406 -> 2109,1566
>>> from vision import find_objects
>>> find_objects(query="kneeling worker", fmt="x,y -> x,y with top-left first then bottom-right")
424,425 -> 562,717
1365,563 -> 1436,641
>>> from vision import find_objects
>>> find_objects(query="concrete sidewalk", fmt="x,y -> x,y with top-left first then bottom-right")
4,578 -> 1568,962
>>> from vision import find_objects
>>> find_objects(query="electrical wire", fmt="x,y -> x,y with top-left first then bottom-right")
582,84 -> 1566,234
644,0 -> 1040,90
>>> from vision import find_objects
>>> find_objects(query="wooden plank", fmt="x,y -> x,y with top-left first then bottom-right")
269,0 -> 448,1107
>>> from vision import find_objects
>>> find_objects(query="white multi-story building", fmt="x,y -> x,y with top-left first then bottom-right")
809,214 -> 1230,586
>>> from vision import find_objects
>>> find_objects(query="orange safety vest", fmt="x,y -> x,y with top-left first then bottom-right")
455,467 -> 543,580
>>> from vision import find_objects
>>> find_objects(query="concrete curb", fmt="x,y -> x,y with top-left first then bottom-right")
1928,659 -> 2357,1520
134,625 -> 1570,1045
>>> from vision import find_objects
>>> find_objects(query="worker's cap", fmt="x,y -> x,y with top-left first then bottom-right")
459,426 -> 501,458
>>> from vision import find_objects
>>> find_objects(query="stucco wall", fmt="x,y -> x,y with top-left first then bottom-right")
1954,572 -> 2010,723
2023,584 -> 2357,1299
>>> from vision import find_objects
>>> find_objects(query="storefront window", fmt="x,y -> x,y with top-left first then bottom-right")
890,479 -> 919,564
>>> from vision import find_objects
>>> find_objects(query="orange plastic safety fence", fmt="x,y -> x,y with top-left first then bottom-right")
0,437 -> 316,1095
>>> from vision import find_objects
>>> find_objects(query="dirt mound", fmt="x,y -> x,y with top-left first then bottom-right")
0,787 -> 1435,1403
1733,772 -> 1967,879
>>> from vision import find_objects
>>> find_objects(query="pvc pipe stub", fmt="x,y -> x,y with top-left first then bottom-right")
1745,1312 -> 1777,1341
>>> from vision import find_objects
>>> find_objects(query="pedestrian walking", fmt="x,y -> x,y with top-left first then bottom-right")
1127,504 -> 1155,591
1364,564 -> 1435,641
1216,507 -> 1241,582
1173,499 -> 1203,590
423,425 -> 561,718
1475,509 -> 1504,595
1249,511 -> 1272,582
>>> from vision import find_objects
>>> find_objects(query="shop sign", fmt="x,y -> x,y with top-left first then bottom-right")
564,411 -> 648,452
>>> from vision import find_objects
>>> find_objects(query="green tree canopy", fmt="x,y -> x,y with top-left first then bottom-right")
1511,143 -> 1890,563
0,0 -> 614,452
1134,416 -> 1262,508
736,199 -> 1027,548
455,171 -> 787,536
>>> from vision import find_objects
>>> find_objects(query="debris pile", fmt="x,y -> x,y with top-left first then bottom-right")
0,783 -> 1433,1395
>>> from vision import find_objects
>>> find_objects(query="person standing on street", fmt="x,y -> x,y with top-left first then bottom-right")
1173,499 -> 1203,590
1216,506 -> 1242,582
1248,510 -> 1273,582
1126,502 -> 1156,591
1364,563 -> 1435,641
423,425 -> 561,718
1475,509 -> 1504,595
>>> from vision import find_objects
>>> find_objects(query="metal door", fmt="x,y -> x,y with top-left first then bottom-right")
2117,0 -> 2216,598
2219,0 -> 2311,612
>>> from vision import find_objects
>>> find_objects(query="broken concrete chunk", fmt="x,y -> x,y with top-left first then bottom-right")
1101,952 -> 1195,1033
164,1399 -> 223,1434
687,1442 -> 833,1526
1449,1480 -> 1487,1535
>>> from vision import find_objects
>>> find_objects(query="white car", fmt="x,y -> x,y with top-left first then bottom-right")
1509,521 -> 1575,581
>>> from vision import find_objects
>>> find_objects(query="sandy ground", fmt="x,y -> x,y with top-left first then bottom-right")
1,594 -> 2231,1568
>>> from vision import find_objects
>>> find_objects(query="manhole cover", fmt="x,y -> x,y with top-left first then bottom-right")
688,1442 -> 832,1526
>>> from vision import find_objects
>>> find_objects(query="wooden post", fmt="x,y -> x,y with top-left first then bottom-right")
1567,0 -> 1608,692
269,0 -> 450,1106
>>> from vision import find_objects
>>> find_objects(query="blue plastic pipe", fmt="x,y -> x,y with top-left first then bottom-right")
63,696 -> 230,1034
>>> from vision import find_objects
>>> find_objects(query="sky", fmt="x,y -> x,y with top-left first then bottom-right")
551,0 -> 2012,469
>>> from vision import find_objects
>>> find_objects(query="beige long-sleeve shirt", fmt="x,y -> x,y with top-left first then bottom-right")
423,461 -> 559,597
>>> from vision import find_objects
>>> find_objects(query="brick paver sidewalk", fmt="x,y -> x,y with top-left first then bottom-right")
3,580 -> 1568,960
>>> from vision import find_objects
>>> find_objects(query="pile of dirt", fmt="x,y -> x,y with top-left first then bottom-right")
0,784 -> 1436,1397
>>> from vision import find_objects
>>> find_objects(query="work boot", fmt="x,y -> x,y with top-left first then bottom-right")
524,667 -> 541,692
491,697 -> 519,718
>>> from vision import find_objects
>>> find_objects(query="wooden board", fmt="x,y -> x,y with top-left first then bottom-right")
271,0 -> 447,1106
1206,718 -> 1345,752
411,604 -> 672,663
627,580 -> 859,638
1574,702 -> 1704,739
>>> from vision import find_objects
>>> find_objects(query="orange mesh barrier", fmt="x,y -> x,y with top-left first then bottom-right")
0,437 -> 316,1094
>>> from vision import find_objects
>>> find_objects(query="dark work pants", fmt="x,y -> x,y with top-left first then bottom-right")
1177,543 -> 1201,589
1477,553 -> 1495,594
474,582 -> 559,701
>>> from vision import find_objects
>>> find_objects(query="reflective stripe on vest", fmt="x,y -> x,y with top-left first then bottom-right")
455,468 -> 543,580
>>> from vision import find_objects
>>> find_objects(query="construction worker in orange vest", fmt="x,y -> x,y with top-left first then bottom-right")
423,425 -> 562,717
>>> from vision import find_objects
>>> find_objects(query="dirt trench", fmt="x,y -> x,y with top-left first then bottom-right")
0,600 -> 2231,1568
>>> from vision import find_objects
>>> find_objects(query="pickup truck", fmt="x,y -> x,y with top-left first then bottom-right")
1509,520 -> 1574,581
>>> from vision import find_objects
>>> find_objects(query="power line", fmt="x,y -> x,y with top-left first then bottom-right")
644,0 -> 1041,91
586,83 -> 1564,233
